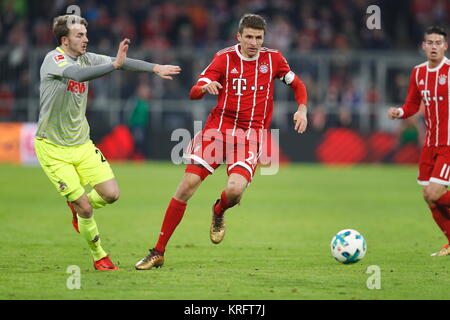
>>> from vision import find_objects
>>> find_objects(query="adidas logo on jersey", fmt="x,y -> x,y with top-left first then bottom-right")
231,68 -> 239,74
419,79 -> 424,85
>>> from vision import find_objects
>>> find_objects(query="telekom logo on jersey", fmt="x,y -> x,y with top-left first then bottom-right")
232,78 -> 264,96
66,80 -> 86,94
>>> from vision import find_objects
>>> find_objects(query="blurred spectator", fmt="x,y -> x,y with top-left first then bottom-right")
310,105 -> 327,132
4,0 -> 447,52
0,83 -> 14,118
127,81 -> 151,159
384,115 -> 425,162
1,0 -> 449,133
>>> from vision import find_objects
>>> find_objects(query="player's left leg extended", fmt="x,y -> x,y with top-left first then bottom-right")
71,193 -> 118,270
74,141 -> 119,270
211,136 -> 259,244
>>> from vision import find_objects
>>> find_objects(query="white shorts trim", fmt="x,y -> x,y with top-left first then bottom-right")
429,177 -> 450,186
228,161 -> 253,177
183,154 -> 215,173
417,180 -> 429,186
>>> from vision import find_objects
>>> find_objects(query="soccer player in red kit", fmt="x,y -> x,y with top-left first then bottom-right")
135,14 -> 308,269
388,26 -> 450,256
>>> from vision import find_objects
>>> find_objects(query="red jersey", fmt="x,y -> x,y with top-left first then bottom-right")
196,44 -> 294,136
401,57 -> 450,146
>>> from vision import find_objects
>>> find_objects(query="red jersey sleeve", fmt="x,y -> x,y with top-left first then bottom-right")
400,67 -> 422,118
196,53 -> 225,86
190,53 -> 226,99
274,51 -> 292,80
274,51 -> 307,105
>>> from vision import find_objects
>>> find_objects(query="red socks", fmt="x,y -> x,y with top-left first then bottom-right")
429,205 -> 450,243
155,198 -> 187,253
155,192 -> 238,253
214,191 -> 238,215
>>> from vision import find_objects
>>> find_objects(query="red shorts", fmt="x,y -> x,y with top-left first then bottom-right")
183,129 -> 262,183
418,146 -> 450,186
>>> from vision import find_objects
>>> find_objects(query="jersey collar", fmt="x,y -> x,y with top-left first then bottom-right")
427,56 -> 448,72
235,44 -> 260,61
56,46 -> 78,61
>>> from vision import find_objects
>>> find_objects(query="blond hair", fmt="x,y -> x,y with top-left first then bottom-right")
53,15 -> 88,45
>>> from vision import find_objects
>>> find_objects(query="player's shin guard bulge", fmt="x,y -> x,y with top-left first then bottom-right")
77,215 -> 107,262
135,248 -> 164,270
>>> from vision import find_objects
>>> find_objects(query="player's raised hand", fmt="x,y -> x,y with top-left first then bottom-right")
113,38 -> 130,69
153,64 -> 182,80
293,104 -> 308,133
387,107 -> 402,119
201,81 -> 223,95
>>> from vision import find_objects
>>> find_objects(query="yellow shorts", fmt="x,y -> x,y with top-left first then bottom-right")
34,138 -> 115,202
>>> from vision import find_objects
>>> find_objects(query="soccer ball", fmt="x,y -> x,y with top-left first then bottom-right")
330,229 -> 367,264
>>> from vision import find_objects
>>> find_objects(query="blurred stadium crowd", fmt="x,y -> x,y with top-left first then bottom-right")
0,0 -> 449,162
1,0 -> 450,105
2,0 -> 450,50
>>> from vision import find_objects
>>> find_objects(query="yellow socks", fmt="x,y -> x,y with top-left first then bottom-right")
77,214 -> 107,261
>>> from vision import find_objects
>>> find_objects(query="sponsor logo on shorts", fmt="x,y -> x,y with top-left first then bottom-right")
58,181 -> 67,191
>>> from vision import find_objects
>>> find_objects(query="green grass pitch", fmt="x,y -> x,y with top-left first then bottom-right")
1,162 -> 450,300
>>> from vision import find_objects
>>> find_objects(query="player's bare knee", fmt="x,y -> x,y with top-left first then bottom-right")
175,176 -> 202,201
424,186 -> 446,203
423,188 -> 431,203
428,190 -> 443,203
77,203 -> 93,218
225,184 -> 245,203
175,183 -> 194,202
104,190 -> 120,204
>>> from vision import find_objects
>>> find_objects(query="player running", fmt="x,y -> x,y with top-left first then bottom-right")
35,15 -> 180,270
387,26 -> 450,256
135,14 -> 308,270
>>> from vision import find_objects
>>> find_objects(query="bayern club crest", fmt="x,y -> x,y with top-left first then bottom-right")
439,74 -> 447,85
259,63 -> 269,74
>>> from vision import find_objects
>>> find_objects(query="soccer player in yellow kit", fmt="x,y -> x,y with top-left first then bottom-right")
35,15 -> 180,270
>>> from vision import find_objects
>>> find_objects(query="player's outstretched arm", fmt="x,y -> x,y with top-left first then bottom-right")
62,38 -> 130,82
153,64 -> 181,80
293,104 -> 308,133
112,58 -> 181,79
110,38 -> 181,79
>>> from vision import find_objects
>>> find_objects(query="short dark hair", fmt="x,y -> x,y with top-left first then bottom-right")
424,26 -> 447,40
238,14 -> 266,34
53,15 -> 88,45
